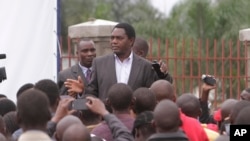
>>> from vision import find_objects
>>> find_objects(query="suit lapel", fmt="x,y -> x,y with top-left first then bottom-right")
108,55 -> 117,83
128,53 -> 141,86
72,64 -> 88,84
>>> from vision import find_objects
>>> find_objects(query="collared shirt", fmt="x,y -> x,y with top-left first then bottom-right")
115,52 -> 133,84
78,62 -> 92,78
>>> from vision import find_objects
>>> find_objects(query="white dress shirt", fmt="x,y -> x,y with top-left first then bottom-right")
115,52 -> 133,84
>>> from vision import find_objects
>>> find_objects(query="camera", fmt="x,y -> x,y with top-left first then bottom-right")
201,74 -> 216,86
0,54 -> 6,83
152,60 -> 165,78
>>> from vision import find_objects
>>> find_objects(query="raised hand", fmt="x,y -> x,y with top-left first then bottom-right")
64,76 -> 84,94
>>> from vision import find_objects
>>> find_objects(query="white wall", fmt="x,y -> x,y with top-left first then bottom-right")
0,0 -> 58,103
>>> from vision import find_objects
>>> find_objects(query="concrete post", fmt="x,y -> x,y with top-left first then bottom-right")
68,19 -> 118,57
239,28 -> 250,87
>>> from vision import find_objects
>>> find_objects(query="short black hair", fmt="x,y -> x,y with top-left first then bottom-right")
107,83 -> 133,111
0,94 -> 7,99
132,111 -> 155,137
34,79 -> 60,107
114,23 -> 136,39
16,83 -> 34,98
3,111 -> 19,135
0,99 -> 16,116
17,89 -> 51,127
133,87 -> 156,114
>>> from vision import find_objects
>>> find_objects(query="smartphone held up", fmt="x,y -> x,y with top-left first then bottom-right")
201,74 -> 216,86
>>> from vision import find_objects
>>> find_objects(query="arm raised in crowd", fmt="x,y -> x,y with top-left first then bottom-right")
86,97 -> 134,141
199,83 -> 216,124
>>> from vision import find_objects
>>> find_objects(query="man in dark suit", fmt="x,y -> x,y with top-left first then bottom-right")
57,39 -> 96,96
65,23 -> 158,101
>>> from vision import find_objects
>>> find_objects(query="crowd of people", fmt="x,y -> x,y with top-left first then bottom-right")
0,22 -> 249,141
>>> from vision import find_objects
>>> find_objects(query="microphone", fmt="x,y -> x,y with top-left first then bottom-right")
0,54 -> 6,59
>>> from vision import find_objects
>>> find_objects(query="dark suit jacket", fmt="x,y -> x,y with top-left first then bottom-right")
57,64 -> 88,95
86,53 -> 158,101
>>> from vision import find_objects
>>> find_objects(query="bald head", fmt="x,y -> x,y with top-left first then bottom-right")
220,99 -> 238,120
62,124 -> 91,141
240,88 -> 250,101
176,93 -> 201,118
153,100 -> 181,132
150,80 -> 175,102
133,87 -> 156,115
230,100 -> 250,124
56,115 -> 83,141
132,37 -> 149,58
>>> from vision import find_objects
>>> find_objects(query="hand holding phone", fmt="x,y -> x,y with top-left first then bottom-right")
201,74 -> 216,86
152,60 -> 165,78
70,98 -> 88,110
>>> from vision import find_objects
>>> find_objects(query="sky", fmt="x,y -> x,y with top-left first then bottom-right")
149,0 -> 182,17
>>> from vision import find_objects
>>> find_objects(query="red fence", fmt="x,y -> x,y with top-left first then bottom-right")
60,37 -> 250,108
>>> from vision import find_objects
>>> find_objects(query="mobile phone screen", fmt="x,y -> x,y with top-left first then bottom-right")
71,99 -> 88,110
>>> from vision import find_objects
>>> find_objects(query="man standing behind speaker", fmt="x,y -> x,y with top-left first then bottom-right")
57,39 -> 96,97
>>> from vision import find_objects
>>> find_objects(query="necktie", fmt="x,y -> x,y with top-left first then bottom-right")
86,69 -> 92,82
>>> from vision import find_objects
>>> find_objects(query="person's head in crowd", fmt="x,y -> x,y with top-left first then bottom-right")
111,23 -> 135,59
240,87 -> 250,101
217,99 -> 238,134
153,99 -> 181,133
0,98 -> 16,116
132,87 -> 156,116
132,111 -> 155,141
16,83 -> 34,98
34,79 -> 60,113
76,39 -> 96,68
230,100 -> 250,124
150,80 -> 175,102
0,94 -> 7,99
3,111 -> 19,136
132,37 -> 149,58
220,99 -> 238,121
75,94 -> 102,131
62,124 -> 91,141
106,83 -> 133,113
16,89 -> 51,132
214,135 -> 229,141
77,109 -> 102,131
0,116 -> 6,136
55,115 -> 83,141
176,93 -> 201,118
234,106 -> 250,125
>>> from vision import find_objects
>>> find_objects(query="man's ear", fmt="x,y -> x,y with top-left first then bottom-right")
105,98 -> 111,107
135,128 -> 140,138
54,132 -> 59,141
130,97 -> 136,108
172,95 -> 176,102
152,119 -> 156,129
198,108 -> 202,117
130,38 -> 135,47
16,112 -> 22,125
136,50 -> 144,57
